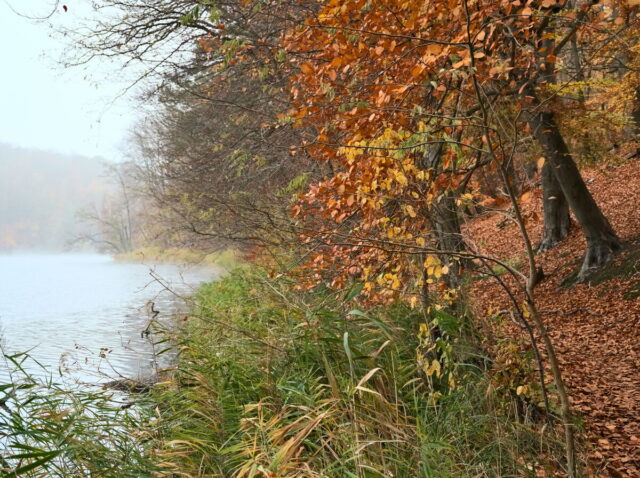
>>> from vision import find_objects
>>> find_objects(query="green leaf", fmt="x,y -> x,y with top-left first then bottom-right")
8,450 -> 61,475
432,308 -> 460,336
343,282 -> 364,302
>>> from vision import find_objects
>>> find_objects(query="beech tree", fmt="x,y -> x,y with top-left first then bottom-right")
283,0 -> 637,288
517,1 -> 628,276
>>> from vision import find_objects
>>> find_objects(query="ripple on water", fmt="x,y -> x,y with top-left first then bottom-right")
0,254 -> 218,384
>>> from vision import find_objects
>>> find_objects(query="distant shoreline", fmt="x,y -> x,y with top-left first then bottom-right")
113,246 -> 240,270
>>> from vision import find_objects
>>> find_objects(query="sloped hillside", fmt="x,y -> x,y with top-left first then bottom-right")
469,159 -> 640,477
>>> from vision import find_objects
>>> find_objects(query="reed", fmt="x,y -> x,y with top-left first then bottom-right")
147,268 -> 567,477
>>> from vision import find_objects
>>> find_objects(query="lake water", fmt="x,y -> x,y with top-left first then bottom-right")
0,254 -> 218,384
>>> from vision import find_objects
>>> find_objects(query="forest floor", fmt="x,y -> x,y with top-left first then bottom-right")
468,159 -> 640,477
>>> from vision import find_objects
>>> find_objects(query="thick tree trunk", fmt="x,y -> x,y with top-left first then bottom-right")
528,105 -> 621,279
537,159 -> 571,253
529,31 -> 573,254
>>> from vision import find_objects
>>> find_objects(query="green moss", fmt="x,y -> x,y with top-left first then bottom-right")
562,243 -> 640,288
489,257 -> 524,277
623,281 -> 640,301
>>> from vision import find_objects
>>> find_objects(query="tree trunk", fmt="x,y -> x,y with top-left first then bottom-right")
631,87 -> 640,155
420,140 -> 468,289
528,103 -> 621,279
537,159 -> 571,253
432,191 -> 465,289
529,29 -> 574,254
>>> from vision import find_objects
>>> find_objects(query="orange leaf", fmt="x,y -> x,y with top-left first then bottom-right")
300,62 -> 314,75
411,64 -> 426,77
520,192 -> 533,204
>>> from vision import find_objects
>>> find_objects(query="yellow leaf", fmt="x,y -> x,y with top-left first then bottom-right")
394,170 -> 408,186
423,255 -> 440,267
416,237 -> 426,247
425,359 -> 441,378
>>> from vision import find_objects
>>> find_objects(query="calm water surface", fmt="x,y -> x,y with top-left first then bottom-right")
0,254 -> 218,383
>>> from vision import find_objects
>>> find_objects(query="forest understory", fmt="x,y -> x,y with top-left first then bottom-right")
470,159 -> 640,477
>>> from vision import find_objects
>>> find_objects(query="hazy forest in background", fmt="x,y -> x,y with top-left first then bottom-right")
0,143 -> 109,251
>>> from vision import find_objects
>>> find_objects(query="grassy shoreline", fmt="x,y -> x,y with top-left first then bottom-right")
1,266 -> 574,476
143,268 -> 570,477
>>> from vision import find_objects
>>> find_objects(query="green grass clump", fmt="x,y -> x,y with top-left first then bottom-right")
146,268 -> 565,477
0,354 -> 160,477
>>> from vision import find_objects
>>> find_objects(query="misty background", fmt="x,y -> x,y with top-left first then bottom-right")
0,143 -> 109,251
0,2 -> 147,253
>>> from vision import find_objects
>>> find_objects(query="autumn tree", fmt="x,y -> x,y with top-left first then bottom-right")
284,0 -> 638,294
280,2 -> 638,474
514,1 -> 632,275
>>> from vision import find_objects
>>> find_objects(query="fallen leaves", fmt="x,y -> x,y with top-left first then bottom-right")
467,160 -> 640,477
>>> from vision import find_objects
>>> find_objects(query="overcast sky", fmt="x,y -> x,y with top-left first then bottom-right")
0,1 -> 143,161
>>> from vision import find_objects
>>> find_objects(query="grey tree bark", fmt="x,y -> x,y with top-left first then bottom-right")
528,102 -> 620,279
537,160 -> 571,253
